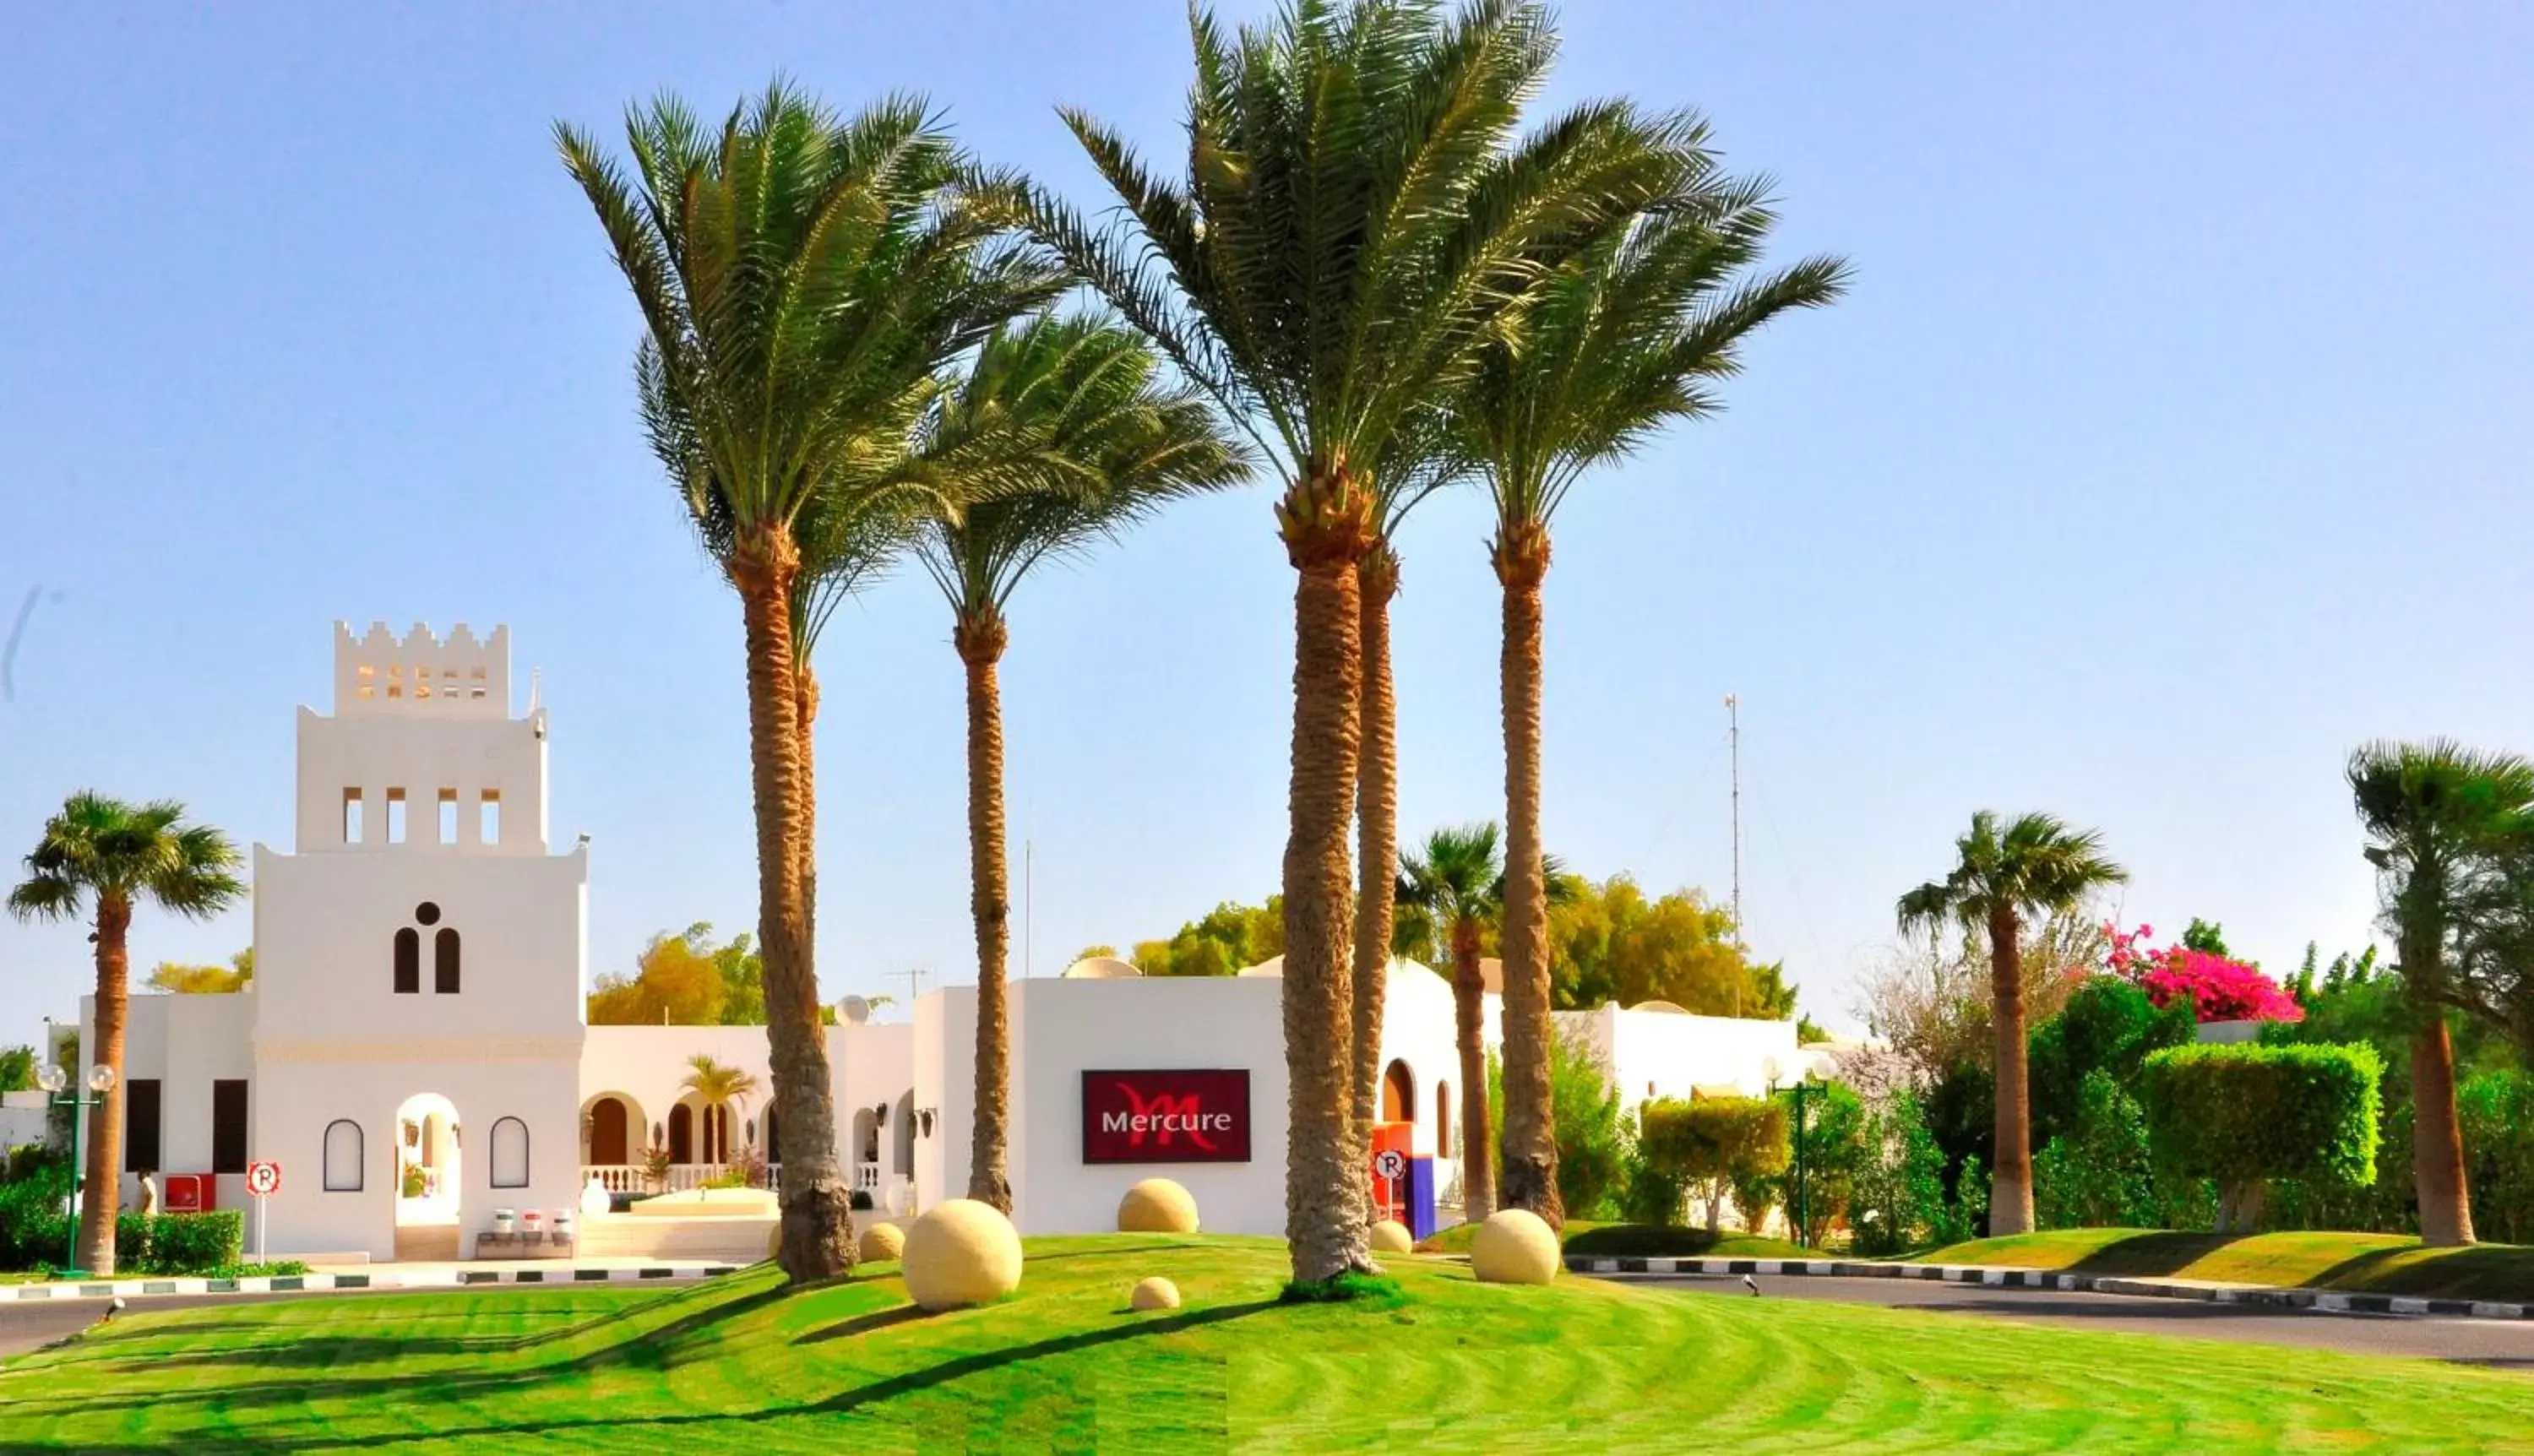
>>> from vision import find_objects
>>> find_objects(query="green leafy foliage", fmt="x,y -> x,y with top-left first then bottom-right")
2139,1043 -> 2384,1231
1484,1030 -> 1631,1220
2032,1070 -> 2156,1230
2459,1070 -> 2534,1245
2026,976 -> 2194,1149
0,1045 -> 34,1094
1846,1089 -> 1950,1256
1637,1096 -> 1790,1234
1132,899 -> 1282,978
588,925 -> 766,1025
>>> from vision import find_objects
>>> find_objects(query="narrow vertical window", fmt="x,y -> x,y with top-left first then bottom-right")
213,1079 -> 249,1174
434,927 -> 461,993
438,789 -> 458,845
394,928 -> 420,993
324,1120 -> 364,1191
386,789 -> 407,845
123,1078 -> 163,1172
343,788 -> 364,844
479,790 -> 501,846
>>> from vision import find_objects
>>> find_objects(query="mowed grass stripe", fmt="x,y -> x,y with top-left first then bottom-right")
4,1236 -> 2532,1452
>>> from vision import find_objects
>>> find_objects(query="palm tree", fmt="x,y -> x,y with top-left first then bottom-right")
913,312 -> 1248,1213
560,83 -> 1061,1279
1897,811 -> 2126,1236
1456,135 -> 1848,1225
8,794 -> 243,1274
1395,823 -> 1574,1223
2348,740 -> 2534,1246
680,1054 -> 761,1166
1037,0 -> 1684,1286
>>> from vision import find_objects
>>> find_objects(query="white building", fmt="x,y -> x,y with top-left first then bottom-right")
63,622 -> 1794,1260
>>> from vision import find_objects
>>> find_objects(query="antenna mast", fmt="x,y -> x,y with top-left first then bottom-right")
1724,693 -> 1743,940
1024,838 -> 1035,981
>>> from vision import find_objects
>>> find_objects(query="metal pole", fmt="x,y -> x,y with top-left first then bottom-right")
1024,839 -> 1034,981
1725,693 -> 1742,1018
1794,1081 -> 1809,1247
63,1091 -> 87,1273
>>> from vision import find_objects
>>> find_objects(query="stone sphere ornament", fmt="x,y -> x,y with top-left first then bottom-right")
857,1221 -> 905,1263
1470,1209 -> 1560,1285
1129,1276 -> 1181,1311
1116,1177 -> 1200,1234
902,1199 -> 1025,1311
1368,1220 -> 1415,1254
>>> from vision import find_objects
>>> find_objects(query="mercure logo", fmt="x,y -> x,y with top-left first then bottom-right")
1082,1069 -> 1252,1165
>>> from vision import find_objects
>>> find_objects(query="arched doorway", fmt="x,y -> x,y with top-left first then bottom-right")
1381,1059 -> 1416,1125
580,1093 -> 643,1183
667,1103 -> 694,1165
393,1091 -> 461,1262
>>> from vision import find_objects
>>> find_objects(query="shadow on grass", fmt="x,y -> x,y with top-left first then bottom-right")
31,1296 -> 1281,1453
2305,1245 -> 2534,1302
2058,1233 -> 2239,1279
795,1304 -> 928,1345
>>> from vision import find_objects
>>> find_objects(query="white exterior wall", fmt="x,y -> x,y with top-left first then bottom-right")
1568,1004 -> 1799,1114
915,987 -> 977,1216
0,1092 -> 46,1151
578,1021 -> 914,1167
73,991 -> 258,1208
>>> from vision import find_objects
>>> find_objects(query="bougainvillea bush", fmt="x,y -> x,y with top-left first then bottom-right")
2106,924 -> 2303,1023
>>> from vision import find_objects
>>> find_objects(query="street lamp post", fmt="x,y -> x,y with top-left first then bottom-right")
35,1060 -> 118,1276
1763,1053 -> 1815,1247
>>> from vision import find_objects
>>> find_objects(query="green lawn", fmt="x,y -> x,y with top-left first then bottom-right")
1919,1229 -> 2534,1302
3,1235 -> 2529,1452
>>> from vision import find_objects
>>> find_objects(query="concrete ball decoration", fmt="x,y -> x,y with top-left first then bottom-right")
1469,1209 -> 1560,1285
1129,1276 -> 1181,1311
902,1198 -> 1025,1311
1368,1220 -> 1415,1254
1116,1177 -> 1200,1234
857,1220 -> 905,1263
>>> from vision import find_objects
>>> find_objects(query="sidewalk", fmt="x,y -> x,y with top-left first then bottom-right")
1565,1252 -> 2534,1322
4,1258 -> 746,1303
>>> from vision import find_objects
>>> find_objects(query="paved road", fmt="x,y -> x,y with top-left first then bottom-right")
1613,1271 -> 2534,1369
0,1281 -> 606,1363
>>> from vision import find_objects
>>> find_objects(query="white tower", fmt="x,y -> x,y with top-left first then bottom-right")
249,622 -> 589,1260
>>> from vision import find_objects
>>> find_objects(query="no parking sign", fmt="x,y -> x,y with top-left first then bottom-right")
246,1160 -> 280,1257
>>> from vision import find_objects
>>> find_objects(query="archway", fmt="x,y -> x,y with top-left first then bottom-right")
850,1107 -> 879,1191
393,1091 -> 461,1262
1381,1059 -> 1416,1125
579,1093 -> 644,1177
892,1091 -> 915,1176
666,1103 -> 694,1165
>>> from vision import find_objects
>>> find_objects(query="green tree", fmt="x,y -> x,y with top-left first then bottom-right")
0,1045 -> 35,1094
1548,874 -> 1790,1016
560,83 -> 1059,1280
1454,117 -> 1846,1228
1483,1026 -> 1629,1221
915,312 -> 1248,1213
8,793 -> 244,1274
142,948 -> 252,994
1897,810 -> 2129,1236
1637,1095 -> 1791,1235
1041,0 -> 1689,1283
1132,899 -> 1285,978
589,926 -> 732,1025
2347,738 -> 2534,1245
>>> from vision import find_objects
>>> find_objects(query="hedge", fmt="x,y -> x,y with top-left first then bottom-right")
0,1187 -> 246,1275
2138,1041 -> 2381,1234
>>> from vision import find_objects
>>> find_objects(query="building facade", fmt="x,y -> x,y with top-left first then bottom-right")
60,622 -> 1796,1260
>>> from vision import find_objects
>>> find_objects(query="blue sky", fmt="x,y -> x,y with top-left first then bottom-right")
3,2 -> 2529,1045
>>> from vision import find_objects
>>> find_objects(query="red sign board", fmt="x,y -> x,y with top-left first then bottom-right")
1082,1069 -> 1252,1164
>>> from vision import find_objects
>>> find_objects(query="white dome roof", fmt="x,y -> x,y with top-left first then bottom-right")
1060,955 -> 1143,980
1235,955 -> 1284,978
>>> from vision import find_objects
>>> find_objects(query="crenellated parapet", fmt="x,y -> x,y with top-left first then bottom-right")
333,621 -> 509,716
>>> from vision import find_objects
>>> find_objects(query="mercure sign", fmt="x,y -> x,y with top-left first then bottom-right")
1082,1068 -> 1252,1164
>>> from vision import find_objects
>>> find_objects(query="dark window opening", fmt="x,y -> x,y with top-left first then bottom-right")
124,1078 -> 163,1173
434,927 -> 461,993
212,1079 -> 249,1174
394,927 -> 420,993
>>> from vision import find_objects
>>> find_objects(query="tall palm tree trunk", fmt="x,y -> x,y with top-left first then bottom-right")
1280,467 -> 1375,1283
732,528 -> 853,1281
80,894 -> 132,1274
1349,546 -> 1401,1223
797,670 -> 819,994
2405,921 -> 2475,1244
1987,904 -> 2036,1236
960,607 -> 1016,1214
1450,916 -> 1494,1223
1493,522 -> 1560,1226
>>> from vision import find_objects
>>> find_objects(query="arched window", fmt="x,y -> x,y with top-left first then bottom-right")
490,1116 -> 530,1188
324,1119 -> 364,1191
1438,1079 -> 1454,1157
1381,1059 -> 1416,1125
393,929 -> 420,994
434,928 -> 461,993
666,1104 -> 693,1165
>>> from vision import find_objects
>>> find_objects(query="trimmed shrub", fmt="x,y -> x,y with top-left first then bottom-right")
2139,1041 -> 2381,1233
1848,1090 -> 1948,1256
1638,1096 -> 1789,1235
144,1210 -> 245,1274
